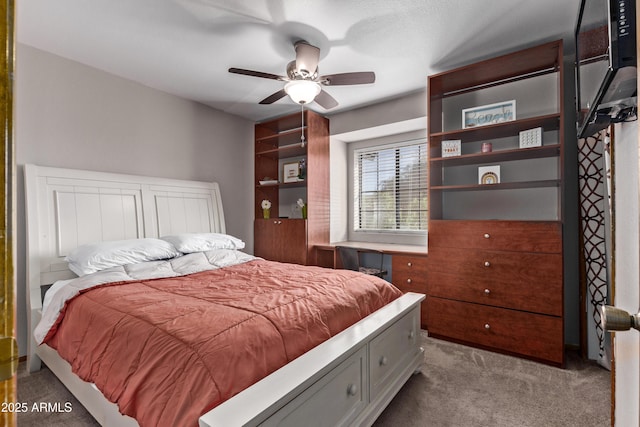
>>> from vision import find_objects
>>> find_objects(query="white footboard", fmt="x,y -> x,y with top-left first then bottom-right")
199,292 -> 425,427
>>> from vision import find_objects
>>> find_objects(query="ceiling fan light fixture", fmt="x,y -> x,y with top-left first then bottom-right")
284,80 -> 321,104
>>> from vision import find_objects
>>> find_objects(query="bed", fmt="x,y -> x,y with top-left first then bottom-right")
24,164 -> 425,427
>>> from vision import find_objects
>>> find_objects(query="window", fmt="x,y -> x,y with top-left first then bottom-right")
354,140 -> 427,232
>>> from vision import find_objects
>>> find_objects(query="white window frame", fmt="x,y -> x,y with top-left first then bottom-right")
348,136 -> 427,246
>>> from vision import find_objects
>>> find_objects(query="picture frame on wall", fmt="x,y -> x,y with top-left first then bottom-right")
283,162 -> 301,183
462,100 -> 516,129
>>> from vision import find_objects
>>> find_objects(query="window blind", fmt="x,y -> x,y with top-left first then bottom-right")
354,140 -> 428,232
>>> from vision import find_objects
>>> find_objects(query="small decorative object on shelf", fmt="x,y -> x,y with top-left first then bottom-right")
519,127 -> 543,148
261,199 -> 272,219
283,162 -> 301,183
462,100 -> 516,129
481,142 -> 493,153
298,158 -> 307,180
259,177 -> 279,185
478,165 -> 500,184
297,198 -> 307,219
441,140 -> 461,157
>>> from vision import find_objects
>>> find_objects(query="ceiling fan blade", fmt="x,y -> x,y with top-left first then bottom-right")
314,89 -> 339,109
259,89 -> 287,105
228,68 -> 285,81
294,41 -> 320,77
321,72 -> 376,86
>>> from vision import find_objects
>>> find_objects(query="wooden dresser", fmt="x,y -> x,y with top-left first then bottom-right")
427,220 -> 564,366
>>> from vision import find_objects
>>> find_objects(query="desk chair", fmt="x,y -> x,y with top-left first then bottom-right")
336,246 -> 387,278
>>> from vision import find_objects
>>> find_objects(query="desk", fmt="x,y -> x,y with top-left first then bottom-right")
315,241 -> 427,268
315,242 -> 428,328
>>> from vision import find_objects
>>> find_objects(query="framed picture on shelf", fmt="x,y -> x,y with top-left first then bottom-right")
519,127 -> 543,148
462,100 -> 516,129
478,165 -> 501,185
441,140 -> 461,157
283,162 -> 301,183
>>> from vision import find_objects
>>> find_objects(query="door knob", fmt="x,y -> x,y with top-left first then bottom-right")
600,305 -> 640,331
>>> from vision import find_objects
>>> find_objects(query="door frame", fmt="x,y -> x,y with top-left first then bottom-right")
0,1 -> 16,427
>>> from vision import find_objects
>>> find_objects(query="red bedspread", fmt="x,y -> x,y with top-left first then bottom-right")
45,259 -> 402,427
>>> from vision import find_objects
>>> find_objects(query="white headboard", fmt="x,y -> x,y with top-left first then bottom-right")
24,164 -> 226,370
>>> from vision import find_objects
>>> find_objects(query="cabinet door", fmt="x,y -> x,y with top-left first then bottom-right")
255,219 -> 307,265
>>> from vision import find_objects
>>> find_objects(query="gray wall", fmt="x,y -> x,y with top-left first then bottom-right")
15,44 -> 254,356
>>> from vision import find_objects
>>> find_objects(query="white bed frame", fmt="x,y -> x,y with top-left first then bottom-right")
24,164 -> 425,427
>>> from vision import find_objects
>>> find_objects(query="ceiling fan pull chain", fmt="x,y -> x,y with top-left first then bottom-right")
300,103 -> 306,148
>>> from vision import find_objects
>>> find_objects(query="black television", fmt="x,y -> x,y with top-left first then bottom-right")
575,0 -> 637,138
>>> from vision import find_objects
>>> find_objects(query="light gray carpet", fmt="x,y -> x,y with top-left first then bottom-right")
373,333 -> 610,427
17,333 -> 610,426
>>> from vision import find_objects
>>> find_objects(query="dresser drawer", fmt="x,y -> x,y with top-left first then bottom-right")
392,255 -> 428,291
427,298 -> 563,365
428,247 -> 562,290
429,220 -> 562,253
261,346 -> 367,427
392,255 -> 428,327
369,306 -> 421,401
428,271 -> 562,316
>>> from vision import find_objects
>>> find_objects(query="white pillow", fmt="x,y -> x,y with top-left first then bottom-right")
160,233 -> 245,253
66,238 -> 182,276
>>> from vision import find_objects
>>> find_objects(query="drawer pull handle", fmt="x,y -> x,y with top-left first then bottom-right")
484,233 -> 490,239
379,356 -> 388,366
484,323 -> 491,330
484,261 -> 491,267
407,262 -> 412,267
347,383 -> 358,396
406,278 -> 412,284
484,289 -> 491,295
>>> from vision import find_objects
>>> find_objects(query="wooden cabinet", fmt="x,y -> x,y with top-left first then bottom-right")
254,219 -> 307,265
254,111 -> 330,265
427,220 -> 564,365
392,254 -> 428,328
426,40 -> 566,366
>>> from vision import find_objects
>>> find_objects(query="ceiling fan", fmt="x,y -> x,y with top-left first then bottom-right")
228,40 -> 375,109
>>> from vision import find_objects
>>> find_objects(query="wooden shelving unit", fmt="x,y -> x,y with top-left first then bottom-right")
254,110 -> 330,266
426,40 -> 566,366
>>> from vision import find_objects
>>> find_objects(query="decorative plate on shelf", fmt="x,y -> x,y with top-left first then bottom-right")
478,165 -> 500,185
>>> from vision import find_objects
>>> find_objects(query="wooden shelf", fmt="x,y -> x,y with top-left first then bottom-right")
256,127 -> 307,144
256,142 -> 307,159
430,179 -> 560,192
256,180 -> 306,189
429,114 -> 561,144
428,40 -> 562,97
430,144 -> 561,166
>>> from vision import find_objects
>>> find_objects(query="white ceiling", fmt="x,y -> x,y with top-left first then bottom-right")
17,0 -> 582,122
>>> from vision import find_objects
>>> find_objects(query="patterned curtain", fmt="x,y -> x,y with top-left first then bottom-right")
577,129 -> 612,369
